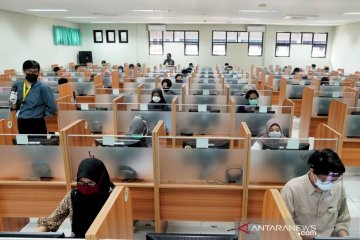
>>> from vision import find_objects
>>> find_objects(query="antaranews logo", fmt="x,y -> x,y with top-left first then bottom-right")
228,222 -> 316,236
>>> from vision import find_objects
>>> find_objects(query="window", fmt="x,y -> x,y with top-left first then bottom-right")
226,32 -> 237,43
185,31 -> 199,56
312,33 -> 328,58
302,33 -> 313,44
275,32 -> 290,57
291,32 -> 302,44
212,31 -> 226,55
148,30 -> 199,55
248,32 -> 263,56
149,31 -> 163,55
238,32 -> 249,43
164,31 -> 174,42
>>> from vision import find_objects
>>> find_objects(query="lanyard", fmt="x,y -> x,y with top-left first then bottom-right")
22,81 -> 31,103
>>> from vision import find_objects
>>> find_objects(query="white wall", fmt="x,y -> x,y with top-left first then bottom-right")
0,9 -> 81,72
0,8 -> 338,73
331,22 -> 360,74
264,25 -> 334,69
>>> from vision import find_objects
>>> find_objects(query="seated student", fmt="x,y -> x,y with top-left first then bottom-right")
311,64 -> 317,71
241,84 -> 255,95
291,67 -> 301,75
118,66 -> 124,80
320,76 -> 330,86
251,118 -> 286,150
129,64 -> 135,78
101,60 -> 107,68
188,63 -> 194,69
137,63 -> 142,72
324,66 -> 330,73
181,69 -> 188,78
53,66 -> 61,77
74,65 -> 80,72
225,65 -> 233,72
148,88 -> 169,111
175,73 -> 183,83
237,89 -> 259,113
161,79 -> 176,95
127,115 -> 149,147
281,149 -> 350,238
38,158 -> 114,238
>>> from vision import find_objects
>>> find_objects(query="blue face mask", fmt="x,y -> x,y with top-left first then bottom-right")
315,179 -> 333,191
268,131 -> 281,138
249,99 -> 258,106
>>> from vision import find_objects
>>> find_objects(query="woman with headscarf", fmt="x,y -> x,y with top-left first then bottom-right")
148,88 -> 170,111
251,118 -> 287,150
37,158 -> 114,238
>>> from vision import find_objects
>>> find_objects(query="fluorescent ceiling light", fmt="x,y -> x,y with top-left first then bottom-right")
237,10 -> 278,13
64,16 -> 96,19
148,16 -> 178,19
343,12 -> 360,15
28,9 -> 68,12
90,21 -> 118,23
129,9 -> 169,13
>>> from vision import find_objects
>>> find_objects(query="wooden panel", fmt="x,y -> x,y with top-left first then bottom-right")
160,188 -> 242,221
0,183 -> 66,217
309,117 -> 327,137
327,99 -> 347,136
76,96 -> 95,103
0,218 -> 29,231
128,187 -> 154,220
86,186 -> 133,240
342,140 -> 360,166
299,87 -> 314,138
314,123 -> 340,152
292,99 -> 302,117
261,189 -> 301,240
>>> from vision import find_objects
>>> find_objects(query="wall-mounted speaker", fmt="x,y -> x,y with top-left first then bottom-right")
79,51 -> 93,65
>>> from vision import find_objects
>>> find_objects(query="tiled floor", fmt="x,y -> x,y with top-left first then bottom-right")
21,117 -> 360,239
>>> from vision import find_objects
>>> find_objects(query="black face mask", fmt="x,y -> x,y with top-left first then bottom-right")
163,88 -> 169,93
26,73 -> 38,83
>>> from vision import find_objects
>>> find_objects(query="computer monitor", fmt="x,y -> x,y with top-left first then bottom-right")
95,138 -> 145,147
12,136 -> 60,146
262,142 -> 310,150
0,232 -> 65,238
146,233 -> 237,240
346,115 -> 360,138
182,140 -> 230,149
317,97 -> 332,116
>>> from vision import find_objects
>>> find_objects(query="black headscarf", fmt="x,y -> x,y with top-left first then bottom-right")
148,88 -> 169,111
71,158 -> 114,238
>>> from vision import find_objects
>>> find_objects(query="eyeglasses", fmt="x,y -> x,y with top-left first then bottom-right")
77,180 -> 96,186
25,69 -> 39,74
316,174 -> 343,183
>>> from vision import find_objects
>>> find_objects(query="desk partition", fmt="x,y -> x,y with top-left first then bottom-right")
235,105 -> 293,137
72,81 -> 95,96
312,91 -> 355,116
58,102 -> 114,134
0,107 -> 9,119
185,94 -> 227,105
175,104 -> 232,135
116,103 -> 173,134
0,133 -> 64,181
232,90 -> 272,106
344,107 -> 360,138
66,134 -> 153,184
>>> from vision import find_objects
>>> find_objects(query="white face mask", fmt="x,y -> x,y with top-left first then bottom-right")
152,96 -> 161,103
268,131 -> 281,138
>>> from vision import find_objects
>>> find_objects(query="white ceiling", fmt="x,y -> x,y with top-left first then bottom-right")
1,0 -> 360,26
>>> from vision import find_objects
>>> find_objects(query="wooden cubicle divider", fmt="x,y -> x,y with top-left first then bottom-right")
171,96 -> 179,141
59,119 -> 92,191
299,87 -> 315,138
85,186 -> 133,240
282,98 -> 295,137
58,82 -> 73,99
152,121 -> 168,232
327,99 -> 360,166
112,95 -> 126,134
111,69 -> 120,89
45,95 -> 74,133
314,123 -> 340,152
278,78 -> 303,117
261,189 -> 301,240
0,119 -> 17,144
278,78 -> 287,106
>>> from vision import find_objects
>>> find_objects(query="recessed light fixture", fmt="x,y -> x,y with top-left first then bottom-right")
64,16 -> 96,19
129,9 -> 169,13
27,9 -> 68,12
283,15 -> 318,20
343,12 -> 360,15
148,16 -> 178,19
90,21 -> 118,24
237,10 -> 278,13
